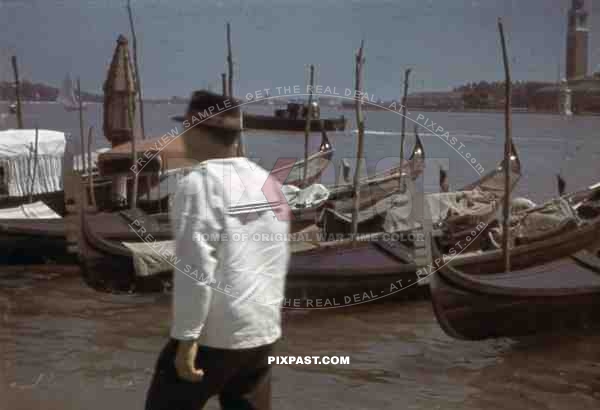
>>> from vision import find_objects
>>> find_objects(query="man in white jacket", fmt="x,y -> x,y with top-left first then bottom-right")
145,91 -> 290,410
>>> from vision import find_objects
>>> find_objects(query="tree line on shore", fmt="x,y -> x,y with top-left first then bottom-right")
0,80 -> 102,102
1,79 -> 555,110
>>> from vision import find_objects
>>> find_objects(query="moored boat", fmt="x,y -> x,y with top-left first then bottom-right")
429,182 -> 600,340
243,113 -> 347,132
243,102 -> 346,132
0,201 -> 71,264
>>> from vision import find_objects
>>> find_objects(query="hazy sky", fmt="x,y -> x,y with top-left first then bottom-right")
0,0 -> 597,98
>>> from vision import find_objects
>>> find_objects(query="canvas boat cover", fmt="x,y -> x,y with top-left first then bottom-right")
487,198 -> 580,247
123,240 -> 176,277
282,183 -> 329,211
0,129 -> 66,197
322,188 -> 498,234
0,201 -> 61,219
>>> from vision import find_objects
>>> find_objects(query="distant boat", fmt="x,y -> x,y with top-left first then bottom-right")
57,73 -> 87,112
243,102 -> 347,132
8,103 -> 17,114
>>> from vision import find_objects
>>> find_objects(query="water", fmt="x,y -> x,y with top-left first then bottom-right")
2,104 -> 600,409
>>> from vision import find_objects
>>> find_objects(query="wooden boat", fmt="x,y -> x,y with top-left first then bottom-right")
325,132 -> 426,213
271,129 -> 334,188
243,102 -> 346,132
242,113 -> 346,132
77,142 -> 523,298
0,129 -> 77,216
77,204 -> 427,299
429,183 -> 600,340
285,229 -> 426,303
572,246 -> 600,273
321,140 -> 520,238
0,202 -> 72,264
430,258 -> 600,340
441,140 -> 521,243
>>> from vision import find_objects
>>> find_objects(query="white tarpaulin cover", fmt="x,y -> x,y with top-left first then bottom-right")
423,189 -> 496,224
0,129 -> 66,197
281,184 -> 330,211
0,201 -> 61,219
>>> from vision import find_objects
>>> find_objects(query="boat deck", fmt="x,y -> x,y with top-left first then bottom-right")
441,256 -> 600,297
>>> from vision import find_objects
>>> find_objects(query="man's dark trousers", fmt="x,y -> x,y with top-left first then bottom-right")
145,339 -> 275,410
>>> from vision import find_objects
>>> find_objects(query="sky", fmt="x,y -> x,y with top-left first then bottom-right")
0,0 -> 597,99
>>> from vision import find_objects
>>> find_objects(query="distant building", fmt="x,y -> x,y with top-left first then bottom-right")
530,1 -> 600,113
530,73 -> 600,114
405,91 -> 465,110
566,0 -> 589,80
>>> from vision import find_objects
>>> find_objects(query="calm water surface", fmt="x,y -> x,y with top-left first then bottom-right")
1,104 -> 600,409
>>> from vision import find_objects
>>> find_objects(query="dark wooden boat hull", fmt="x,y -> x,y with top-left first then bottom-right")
429,211 -> 600,340
0,191 -> 66,216
242,113 -> 346,132
286,237 -> 423,302
78,207 -> 426,299
0,218 -> 72,264
430,259 -> 600,340
571,246 -> 600,273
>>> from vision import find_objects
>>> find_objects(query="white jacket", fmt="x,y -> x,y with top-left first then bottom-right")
170,158 -> 290,349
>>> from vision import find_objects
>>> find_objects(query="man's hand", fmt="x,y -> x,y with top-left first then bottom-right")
175,340 -> 204,382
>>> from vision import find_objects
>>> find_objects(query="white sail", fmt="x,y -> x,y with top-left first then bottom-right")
57,73 -> 86,110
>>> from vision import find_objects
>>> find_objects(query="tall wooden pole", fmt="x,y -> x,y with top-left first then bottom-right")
222,73 -> 228,96
28,127 -> 39,203
11,56 -> 24,129
399,68 -> 412,191
121,42 -> 139,210
303,64 -> 315,183
87,126 -> 97,209
127,0 -> 146,141
351,40 -> 365,240
226,22 -> 233,97
76,78 -> 87,175
498,18 -> 512,273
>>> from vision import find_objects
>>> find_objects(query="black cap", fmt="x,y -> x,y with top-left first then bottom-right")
171,90 -> 242,130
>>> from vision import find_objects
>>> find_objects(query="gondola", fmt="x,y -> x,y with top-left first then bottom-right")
429,182 -> 600,340
78,203 -> 427,299
320,140 -> 520,238
0,202 -> 72,264
77,143 -> 516,298
572,246 -> 600,273
324,132 -> 425,213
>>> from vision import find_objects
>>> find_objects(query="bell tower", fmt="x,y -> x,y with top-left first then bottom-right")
566,0 -> 589,80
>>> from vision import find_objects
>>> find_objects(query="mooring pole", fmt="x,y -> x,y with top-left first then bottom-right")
399,68 -> 412,191
11,56 -> 24,129
498,18 -> 512,273
351,41 -> 365,240
127,0 -> 146,141
222,73 -> 228,96
76,78 -> 87,175
226,22 -> 234,97
303,64 -> 315,183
